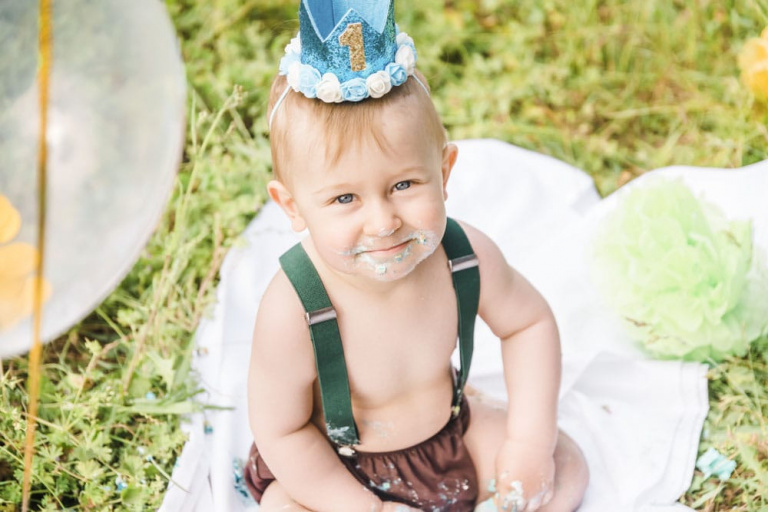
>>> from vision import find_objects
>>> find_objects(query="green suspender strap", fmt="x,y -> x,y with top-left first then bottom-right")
279,244 -> 360,454
278,218 -> 479,454
442,218 -> 481,416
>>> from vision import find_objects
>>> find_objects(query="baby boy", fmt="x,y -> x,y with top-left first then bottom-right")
245,2 -> 588,511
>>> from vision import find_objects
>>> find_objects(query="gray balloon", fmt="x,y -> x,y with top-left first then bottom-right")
0,0 -> 186,357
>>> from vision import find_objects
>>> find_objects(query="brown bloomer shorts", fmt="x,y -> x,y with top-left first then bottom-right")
244,396 -> 478,511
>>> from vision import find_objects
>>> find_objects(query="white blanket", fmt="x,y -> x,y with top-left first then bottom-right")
162,139 -> 768,511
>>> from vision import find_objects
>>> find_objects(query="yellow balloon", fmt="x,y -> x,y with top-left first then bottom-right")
0,0 -> 186,357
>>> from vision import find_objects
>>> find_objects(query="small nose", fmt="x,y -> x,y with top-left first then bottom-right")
363,199 -> 402,238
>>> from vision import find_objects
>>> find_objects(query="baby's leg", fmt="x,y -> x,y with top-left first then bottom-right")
463,391 -> 589,511
260,482 -> 417,512
259,481 -> 312,511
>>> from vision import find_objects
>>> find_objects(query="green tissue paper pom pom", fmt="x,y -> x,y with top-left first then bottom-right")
592,179 -> 768,362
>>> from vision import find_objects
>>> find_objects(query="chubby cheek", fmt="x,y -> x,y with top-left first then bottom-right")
410,197 -> 447,232
312,227 -> 359,263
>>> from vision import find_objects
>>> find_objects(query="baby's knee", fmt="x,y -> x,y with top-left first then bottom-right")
549,433 -> 589,511
560,433 -> 589,483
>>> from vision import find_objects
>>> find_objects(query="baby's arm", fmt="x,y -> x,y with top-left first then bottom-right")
463,223 -> 560,510
247,272 -> 382,512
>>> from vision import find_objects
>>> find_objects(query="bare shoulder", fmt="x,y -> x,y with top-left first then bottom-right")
248,269 -> 318,440
250,269 -> 315,382
455,219 -> 550,337
455,220 -> 513,285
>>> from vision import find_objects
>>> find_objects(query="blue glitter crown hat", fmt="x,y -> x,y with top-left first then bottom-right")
270,0 -> 429,127
298,0 -> 396,83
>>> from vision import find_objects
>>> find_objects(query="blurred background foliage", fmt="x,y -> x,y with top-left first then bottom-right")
1,0 -> 767,509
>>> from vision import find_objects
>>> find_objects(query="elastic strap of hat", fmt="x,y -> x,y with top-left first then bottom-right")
268,84 -> 292,130
412,74 -> 430,97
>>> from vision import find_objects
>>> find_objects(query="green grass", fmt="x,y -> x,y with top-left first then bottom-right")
2,0 -> 767,509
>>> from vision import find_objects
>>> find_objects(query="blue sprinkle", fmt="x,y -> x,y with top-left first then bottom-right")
696,447 -> 736,481
145,392 -> 157,400
232,458 -> 258,505
475,498 -> 497,512
204,422 -> 214,434
233,459 -> 244,479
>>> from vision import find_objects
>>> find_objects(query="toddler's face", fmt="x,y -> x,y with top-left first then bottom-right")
277,108 -> 454,283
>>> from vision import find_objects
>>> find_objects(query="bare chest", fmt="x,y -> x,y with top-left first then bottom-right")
333,276 -> 459,409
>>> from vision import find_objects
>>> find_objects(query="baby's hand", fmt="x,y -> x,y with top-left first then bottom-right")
493,438 -> 554,512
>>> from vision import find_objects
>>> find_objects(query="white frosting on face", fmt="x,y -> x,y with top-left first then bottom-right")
338,229 -> 438,282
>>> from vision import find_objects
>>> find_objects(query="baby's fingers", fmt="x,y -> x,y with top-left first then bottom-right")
492,481 -> 555,512
522,485 -> 554,512
493,480 -> 527,512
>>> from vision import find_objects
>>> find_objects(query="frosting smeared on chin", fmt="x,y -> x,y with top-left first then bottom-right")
340,229 -> 438,281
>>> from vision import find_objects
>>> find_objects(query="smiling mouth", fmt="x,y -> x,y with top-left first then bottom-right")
364,239 -> 412,256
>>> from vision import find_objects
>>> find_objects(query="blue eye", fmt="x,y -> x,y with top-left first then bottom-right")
335,194 -> 354,204
394,181 -> 411,191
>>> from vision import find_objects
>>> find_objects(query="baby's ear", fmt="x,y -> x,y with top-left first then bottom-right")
267,180 -> 307,232
441,143 -> 459,200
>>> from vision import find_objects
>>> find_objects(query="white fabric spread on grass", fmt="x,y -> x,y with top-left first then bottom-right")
162,139 -> 768,511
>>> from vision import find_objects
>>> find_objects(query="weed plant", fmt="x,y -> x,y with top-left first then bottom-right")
1,0 -> 767,510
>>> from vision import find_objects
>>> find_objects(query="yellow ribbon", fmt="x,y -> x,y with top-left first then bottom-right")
21,0 -> 51,509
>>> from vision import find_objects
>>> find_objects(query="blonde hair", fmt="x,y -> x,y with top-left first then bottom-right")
267,70 -> 447,183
